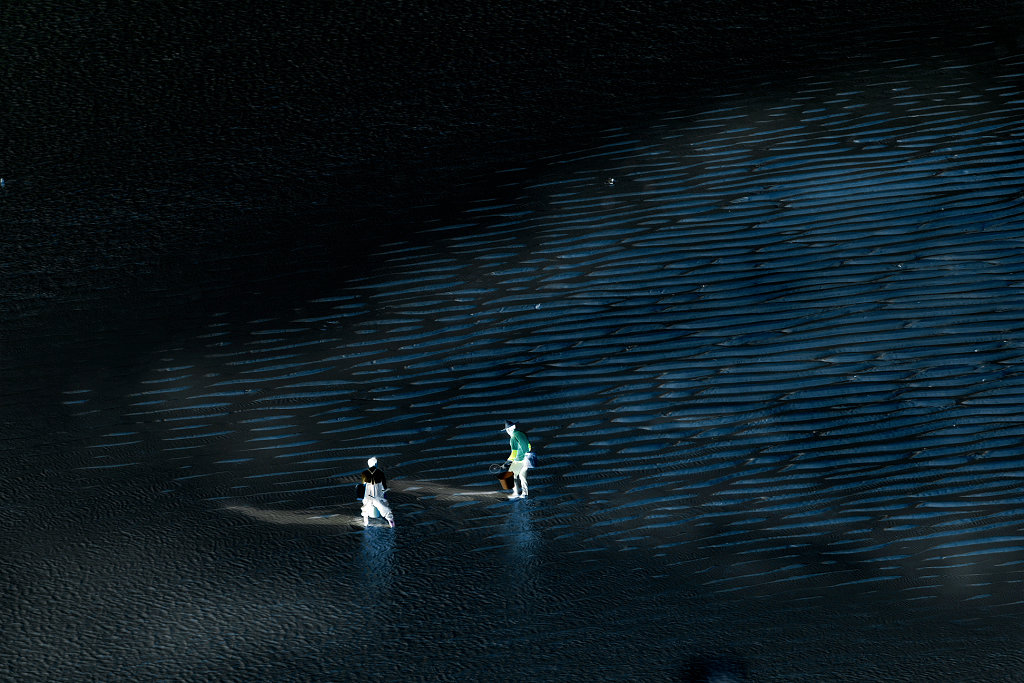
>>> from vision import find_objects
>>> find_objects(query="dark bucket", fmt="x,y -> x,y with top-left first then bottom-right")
498,471 -> 515,490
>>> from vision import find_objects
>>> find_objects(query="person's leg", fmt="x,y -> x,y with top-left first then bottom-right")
361,498 -> 371,525
373,496 -> 395,527
519,465 -> 529,497
509,460 -> 522,497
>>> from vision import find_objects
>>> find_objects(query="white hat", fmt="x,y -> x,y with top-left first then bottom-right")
367,457 -> 378,468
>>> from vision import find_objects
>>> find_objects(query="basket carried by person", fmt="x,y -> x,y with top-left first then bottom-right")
489,462 -> 516,490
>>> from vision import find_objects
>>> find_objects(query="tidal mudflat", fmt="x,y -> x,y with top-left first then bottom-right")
6,21 -> 1024,683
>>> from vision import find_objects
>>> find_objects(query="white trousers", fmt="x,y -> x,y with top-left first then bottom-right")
512,459 -> 532,496
361,494 -> 394,524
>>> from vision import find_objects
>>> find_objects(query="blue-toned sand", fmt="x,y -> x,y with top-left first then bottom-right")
6,10 -> 1024,683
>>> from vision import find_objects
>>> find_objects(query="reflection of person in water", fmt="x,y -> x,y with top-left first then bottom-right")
360,457 -> 395,528
501,420 -> 533,499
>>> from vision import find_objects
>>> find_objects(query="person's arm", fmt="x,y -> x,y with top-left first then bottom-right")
507,436 -> 521,462
509,432 -> 529,460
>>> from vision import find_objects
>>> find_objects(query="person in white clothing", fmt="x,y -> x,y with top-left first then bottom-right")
360,457 -> 395,527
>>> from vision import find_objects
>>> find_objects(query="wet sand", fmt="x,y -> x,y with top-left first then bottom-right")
6,9 -> 1024,683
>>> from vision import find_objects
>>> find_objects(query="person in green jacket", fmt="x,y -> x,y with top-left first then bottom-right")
501,420 -> 534,498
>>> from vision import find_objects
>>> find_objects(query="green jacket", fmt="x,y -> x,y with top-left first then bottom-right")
506,430 -> 531,463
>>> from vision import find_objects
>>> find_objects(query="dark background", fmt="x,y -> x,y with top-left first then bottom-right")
5,0 -> 1023,311
5,4 -> 1024,681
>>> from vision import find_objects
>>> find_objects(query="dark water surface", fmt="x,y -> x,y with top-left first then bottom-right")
6,3 -> 1024,682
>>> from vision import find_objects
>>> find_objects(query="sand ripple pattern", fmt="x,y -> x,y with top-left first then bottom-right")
72,49 -> 1024,610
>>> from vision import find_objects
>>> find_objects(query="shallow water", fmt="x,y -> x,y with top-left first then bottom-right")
7,19 -> 1024,683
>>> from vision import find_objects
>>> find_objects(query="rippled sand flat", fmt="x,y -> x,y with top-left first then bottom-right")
8,29 -> 1024,683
